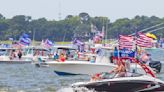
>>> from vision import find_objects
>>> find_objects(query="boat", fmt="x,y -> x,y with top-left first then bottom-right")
45,61 -> 115,75
0,48 -> 32,64
0,46 -> 51,64
71,57 -> 164,92
23,46 -> 51,63
39,46 -> 157,76
44,60 -> 153,76
72,74 -> 164,92
37,46 -> 117,75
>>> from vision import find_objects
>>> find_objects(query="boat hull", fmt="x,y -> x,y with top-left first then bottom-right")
54,71 -> 80,76
72,75 -> 164,92
46,61 -> 115,75
44,61 -> 149,76
0,60 -> 32,64
0,56 -> 32,64
43,61 -> 154,75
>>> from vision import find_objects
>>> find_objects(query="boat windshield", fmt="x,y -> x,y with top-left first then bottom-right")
100,72 -> 143,79
0,49 -> 7,56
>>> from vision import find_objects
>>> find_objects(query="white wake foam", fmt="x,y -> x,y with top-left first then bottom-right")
57,87 -> 96,92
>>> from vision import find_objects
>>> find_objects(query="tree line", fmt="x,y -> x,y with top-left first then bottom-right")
0,13 -> 164,42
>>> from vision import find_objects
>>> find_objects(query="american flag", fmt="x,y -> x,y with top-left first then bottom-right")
136,32 -> 153,48
91,24 -> 98,33
41,39 -> 54,48
18,33 -> 31,47
19,37 -> 31,46
119,35 -> 134,50
97,31 -> 104,38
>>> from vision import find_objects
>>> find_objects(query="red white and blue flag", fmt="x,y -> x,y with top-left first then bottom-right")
41,39 -> 54,48
136,32 -> 153,48
18,33 -> 31,46
119,35 -> 134,50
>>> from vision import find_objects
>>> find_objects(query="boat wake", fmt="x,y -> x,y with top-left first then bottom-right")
57,87 -> 96,92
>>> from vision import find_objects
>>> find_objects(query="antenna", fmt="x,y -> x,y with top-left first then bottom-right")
58,0 -> 62,20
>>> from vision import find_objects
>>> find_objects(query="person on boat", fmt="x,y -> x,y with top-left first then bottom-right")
9,50 -> 16,60
112,47 -> 119,64
58,53 -> 66,62
109,60 -> 127,77
90,73 -> 102,81
143,53 -> 152,66
140,51 -> 150,64
73,50 -> 78,60
110,52 -> 114,63
17,50 -> 22,60
53,52 -> 59,60
90,56 -> 96,63
90,60 -> 127,81
66,50 -> 70,58
34,50 -> 39,56
113,47 -> 118,58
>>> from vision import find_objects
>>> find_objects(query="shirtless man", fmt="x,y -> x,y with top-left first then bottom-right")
109,61 -> 126,77
91,60 -> 127,81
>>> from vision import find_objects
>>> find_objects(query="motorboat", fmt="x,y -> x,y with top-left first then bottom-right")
43,60 -> 153,76
0,46 -> 51,64
44,61 -> 116,75
71,57 -> 164,92
72,73 -> 164,92
38,46 -> 161,76
23,46 -> 50,63
0,48 -> 32,64
37,46 -> 118,75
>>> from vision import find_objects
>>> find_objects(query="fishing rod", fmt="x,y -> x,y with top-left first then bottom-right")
130,22 -> 164,35
145,26 -> 164,33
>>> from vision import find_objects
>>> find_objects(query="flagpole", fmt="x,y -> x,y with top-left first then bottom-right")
105,20 -> 108,44
135,27 -> 138,59
62,31 -> 66,44
32,30 -> 35,46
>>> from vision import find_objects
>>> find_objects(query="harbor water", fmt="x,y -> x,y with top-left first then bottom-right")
0,48 -> 164,92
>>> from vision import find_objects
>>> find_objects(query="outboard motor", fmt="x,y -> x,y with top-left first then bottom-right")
149,61 -> 162,73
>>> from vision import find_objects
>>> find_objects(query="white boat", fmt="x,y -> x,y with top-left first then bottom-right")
42,59 -> 155,76
0,48 -> 32,63
23,46 -> 50,63
44,61 -> 115,75
38,45 -> 160,75
37,46 -> 116,75
36,46 -> 161,75
0,46 -> 51,64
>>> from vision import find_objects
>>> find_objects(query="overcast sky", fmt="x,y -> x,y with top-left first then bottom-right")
0,0 -> 164,22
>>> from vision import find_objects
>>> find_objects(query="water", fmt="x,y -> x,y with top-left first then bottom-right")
0,64 -> 89,92
145,48 -> 164,63
0,48 -> 163,92
0,64 -> 163,92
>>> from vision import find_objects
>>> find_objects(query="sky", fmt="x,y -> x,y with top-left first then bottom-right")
0,0 -> 164,22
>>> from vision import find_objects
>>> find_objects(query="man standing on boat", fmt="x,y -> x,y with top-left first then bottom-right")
17,50 -> 22,60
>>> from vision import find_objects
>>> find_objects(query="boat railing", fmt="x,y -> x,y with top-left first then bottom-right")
112,57 -> 156,78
